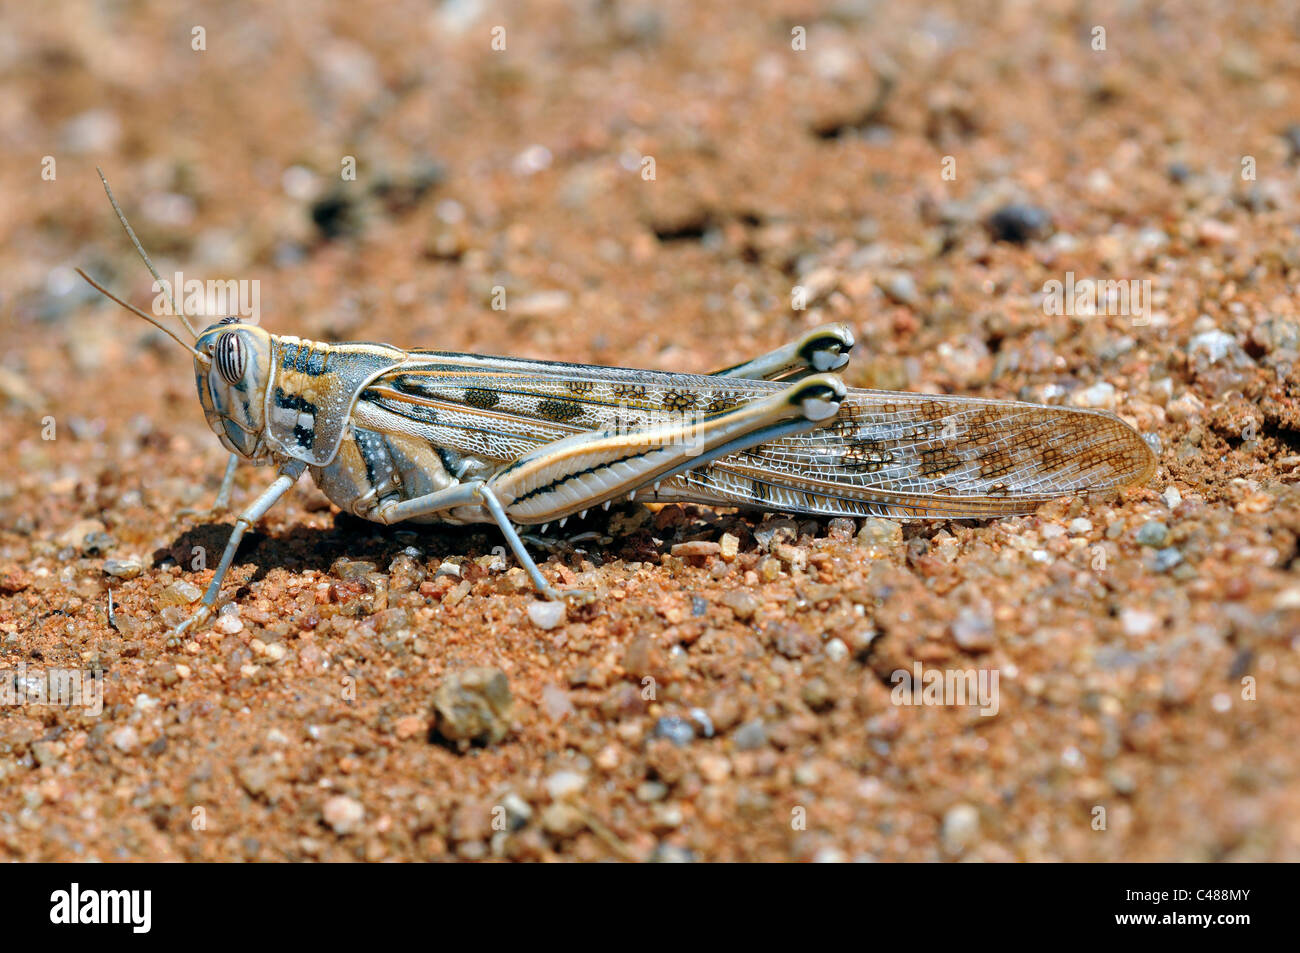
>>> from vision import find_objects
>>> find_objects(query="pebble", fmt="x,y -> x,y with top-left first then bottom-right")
1153,547 -> 1184,572
636,780 -> 669,802
431,667 -> 513,746
541,683 -> 574,721
878,271 -> 921,307
721,590 -> 759,622
539,803 -> 585,837
433,561 -> 461,580
1161,487 -> 1182,509
671,541 -> 720,557
951,602 -> 995,651
544,770 -> 587,800
527,600 -> 566,630
322,795 -> 364,835
501,793 -> 532,829
800,677 -> 835,712
824,637 -> 849,662
986,204 -> 1052,244
103,558 -> 142,579
1135,521 -> 1168,546
158,581 -> 203,607
652,715 -> 695,747
857,517 -> 902,550
1120,608 -> 1159,638
718,533 -> 740,560
57,519 -> 108,553
649,843 -> 695,863
1067,518 -> 1093,536
1188,330 -> 1253,371
213,614 -> 244,635
733,720 -> 768,751
1073,382 -> 1116,410
109,726 -> 139,753
941,803 -> 980,853
688,708 -> 715,738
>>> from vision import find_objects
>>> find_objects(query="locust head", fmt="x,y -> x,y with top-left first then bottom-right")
194,318 -> 276,461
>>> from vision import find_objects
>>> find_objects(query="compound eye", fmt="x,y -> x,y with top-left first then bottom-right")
215,332 -> 246,384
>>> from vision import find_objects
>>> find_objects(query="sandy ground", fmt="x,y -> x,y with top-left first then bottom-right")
0,0 -> 1296,861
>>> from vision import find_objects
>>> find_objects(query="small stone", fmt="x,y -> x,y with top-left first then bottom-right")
0,566 -> 32,593
213,614 -> 244,635
636,780 -> 669,802
394,715 -> 427,739
671,541 -> 720,557
1120,608 -> 1158,638
800,677 -> 835,712
941,803 -> 980,853
1188,330 -> 1253,372
697,753 -> 731,783
718,533 -> 740,561
544,770 -> 587,800
331,559 -> 379,581
878,271 -> 920,307
109,726 -> 139,753
1161,487 -> 1182,509
688,708 -> 714,738
434,560 -> 462,580
951,602 -> 995,651
826,518 -> 856,540
158,581 -> 203,607
1073,382 -> 1116,410
721,590 -> 759,623
501,793 -> 532,829
527,600 -> 566,630
824,637 -> 849,662
103,558 -> 142,579
1067,518 -> 1093,536
986,204 -> 1052,244
1196,219 -> 1238,246
650,803 -> 684,831
57,519 -> 108,553
539,803 -> 585,837
1135,521 -> 1168,546
857,517 -> 902,550
541,683 -> 574,722
1152,547 -> 1184,572
431,667 -> 513,746
652,715 -> 695,747
322,795 -> 365,835
31,741 -> 62,766
772,543 -> 807,571
733,720 -> 768,751
649,843 -> 695,863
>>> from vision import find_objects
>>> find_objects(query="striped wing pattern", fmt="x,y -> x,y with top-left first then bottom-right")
356,352 -> 1156,520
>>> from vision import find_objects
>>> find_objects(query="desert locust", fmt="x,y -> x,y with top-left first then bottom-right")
79,171 -> 1156,633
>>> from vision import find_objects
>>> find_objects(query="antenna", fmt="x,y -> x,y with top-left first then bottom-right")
75,267 -> 208,363
95,167 -> 199,339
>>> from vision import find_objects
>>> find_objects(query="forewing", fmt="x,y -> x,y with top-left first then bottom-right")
358,354 -> 1155,519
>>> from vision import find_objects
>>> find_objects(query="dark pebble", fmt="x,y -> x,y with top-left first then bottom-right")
986,204 -> 1052,244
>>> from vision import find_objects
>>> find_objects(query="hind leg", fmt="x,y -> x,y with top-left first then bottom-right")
708,323 -> 854,381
